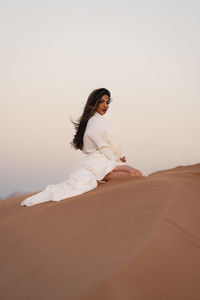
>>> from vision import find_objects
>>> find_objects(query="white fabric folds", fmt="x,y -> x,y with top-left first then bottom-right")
21,112 -> 124,207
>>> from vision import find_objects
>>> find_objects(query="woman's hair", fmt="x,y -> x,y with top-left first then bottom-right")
70,88 -> 111,150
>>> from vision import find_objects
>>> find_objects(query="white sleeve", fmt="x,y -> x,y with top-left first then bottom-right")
86,118 -> 110,149
99,146 -> 117,161
86,118 -> 117,161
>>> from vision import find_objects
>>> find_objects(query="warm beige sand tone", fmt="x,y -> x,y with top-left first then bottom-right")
1,163 -> 200,300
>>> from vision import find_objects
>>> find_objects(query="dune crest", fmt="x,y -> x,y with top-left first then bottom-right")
1,163 -> 200,300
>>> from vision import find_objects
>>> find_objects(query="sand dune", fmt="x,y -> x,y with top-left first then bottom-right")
1,163 -> 200,300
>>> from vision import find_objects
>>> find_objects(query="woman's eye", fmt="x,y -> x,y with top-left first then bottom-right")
99,100 -> 110,104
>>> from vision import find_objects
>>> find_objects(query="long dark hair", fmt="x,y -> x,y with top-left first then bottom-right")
70,88 -> 111,150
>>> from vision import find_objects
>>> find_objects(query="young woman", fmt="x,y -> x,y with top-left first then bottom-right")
21,88 -> 144,207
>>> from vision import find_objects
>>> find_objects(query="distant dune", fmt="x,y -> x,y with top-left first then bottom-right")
1,191 -> 23,200
0,163 -> 200,300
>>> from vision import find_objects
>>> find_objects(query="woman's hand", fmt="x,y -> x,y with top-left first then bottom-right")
120,156 -> 126,163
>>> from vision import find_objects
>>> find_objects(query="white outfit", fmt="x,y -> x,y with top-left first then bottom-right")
21,112 -> 125,207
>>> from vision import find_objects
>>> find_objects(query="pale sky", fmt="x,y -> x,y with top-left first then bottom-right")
1,0 -> 200,198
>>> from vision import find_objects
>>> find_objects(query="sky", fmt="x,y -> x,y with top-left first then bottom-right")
1,0 -> 200,198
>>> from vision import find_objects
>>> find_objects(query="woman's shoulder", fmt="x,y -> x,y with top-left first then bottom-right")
87,112 -> 104,126
85,113 -> 106,134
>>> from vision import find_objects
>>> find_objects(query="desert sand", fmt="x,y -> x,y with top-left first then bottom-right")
0,163 -> 200,300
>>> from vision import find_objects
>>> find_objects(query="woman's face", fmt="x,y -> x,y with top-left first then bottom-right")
96,94 -> 110,115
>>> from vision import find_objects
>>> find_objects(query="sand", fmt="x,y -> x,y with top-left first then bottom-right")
0,163 -> 200,300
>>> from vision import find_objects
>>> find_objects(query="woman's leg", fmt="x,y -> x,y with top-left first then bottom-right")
103,164 -> 143,181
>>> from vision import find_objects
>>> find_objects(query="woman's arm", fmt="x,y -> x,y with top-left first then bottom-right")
86,117 -> 123,161
99,146 -> 118,161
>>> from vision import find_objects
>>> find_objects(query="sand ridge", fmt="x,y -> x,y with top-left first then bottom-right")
1,163 -> 200,300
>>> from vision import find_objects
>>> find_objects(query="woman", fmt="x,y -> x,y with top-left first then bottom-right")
21,88 -> 144,207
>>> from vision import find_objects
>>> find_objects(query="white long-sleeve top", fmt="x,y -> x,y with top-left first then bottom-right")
82,111 -> 123,162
